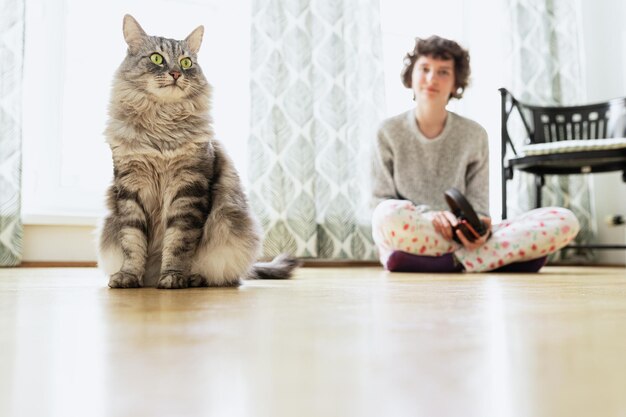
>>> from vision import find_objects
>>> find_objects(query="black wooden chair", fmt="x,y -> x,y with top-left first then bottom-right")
499,87 -> 626,250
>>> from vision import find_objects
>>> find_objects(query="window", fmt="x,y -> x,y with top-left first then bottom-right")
22,0 -> 251,224
22,0 -> 506,226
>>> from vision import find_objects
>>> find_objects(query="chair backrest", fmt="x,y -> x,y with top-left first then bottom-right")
500,88 -> 626,154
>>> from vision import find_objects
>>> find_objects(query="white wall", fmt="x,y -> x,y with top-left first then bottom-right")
23,225 -> 97,263
581,0 -> 626,264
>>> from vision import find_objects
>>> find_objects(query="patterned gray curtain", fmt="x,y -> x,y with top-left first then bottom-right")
505,0 -> 595,261
0,0 -> 24,266
249,0 -> 385,260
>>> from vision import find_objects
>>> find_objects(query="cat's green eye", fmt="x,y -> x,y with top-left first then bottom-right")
150,53 -> 164,65
180,57 -> 193,69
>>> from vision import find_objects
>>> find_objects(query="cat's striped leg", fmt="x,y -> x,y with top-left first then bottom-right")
107,189 -> 149,288
157,182 -> 208,289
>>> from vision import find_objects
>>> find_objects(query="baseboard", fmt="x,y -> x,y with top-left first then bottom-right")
18,261 -> 98,268
16,260 -> 623,268
17,260 -> 381,268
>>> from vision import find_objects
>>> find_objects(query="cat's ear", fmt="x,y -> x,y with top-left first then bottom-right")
185,26 -> 204,54
123,14 -> 148,53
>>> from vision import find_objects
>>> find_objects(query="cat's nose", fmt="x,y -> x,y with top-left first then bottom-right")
169,71 -> 181,81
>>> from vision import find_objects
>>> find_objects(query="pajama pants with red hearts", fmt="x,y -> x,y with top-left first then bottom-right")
372,199 -> 580,272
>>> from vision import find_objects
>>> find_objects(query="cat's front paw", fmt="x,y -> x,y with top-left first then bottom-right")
109,271 -> 142,288
157,272 -> 188,289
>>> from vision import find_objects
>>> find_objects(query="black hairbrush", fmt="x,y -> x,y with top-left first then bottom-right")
444,188 -> 488,244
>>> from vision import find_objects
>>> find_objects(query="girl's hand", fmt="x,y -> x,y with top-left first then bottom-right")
455,216 -> 492,251
432,211 -> 458,242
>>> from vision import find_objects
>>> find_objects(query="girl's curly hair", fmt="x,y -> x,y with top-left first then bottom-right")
401,35 -> 470,100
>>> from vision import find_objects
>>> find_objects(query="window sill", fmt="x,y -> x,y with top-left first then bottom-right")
22,213 -> 101,227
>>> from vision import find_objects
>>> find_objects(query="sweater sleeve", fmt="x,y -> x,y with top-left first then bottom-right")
370,127 -> 398,209
464,128 -> 490,217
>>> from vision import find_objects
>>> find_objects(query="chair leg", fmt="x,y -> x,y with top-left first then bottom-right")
535,175 -> 544,208
502,166 -> 514,220
502,169 -> 508,220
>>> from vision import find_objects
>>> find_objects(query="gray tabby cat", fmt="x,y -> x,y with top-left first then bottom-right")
97,15 -> 299,289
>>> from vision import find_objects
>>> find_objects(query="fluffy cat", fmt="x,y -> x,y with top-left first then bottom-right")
97,14 -> 299,289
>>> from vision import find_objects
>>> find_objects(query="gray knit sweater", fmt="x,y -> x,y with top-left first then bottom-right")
371,109 -> 490,215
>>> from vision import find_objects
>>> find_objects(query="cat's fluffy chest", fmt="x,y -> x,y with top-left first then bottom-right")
116,148 -> 200,214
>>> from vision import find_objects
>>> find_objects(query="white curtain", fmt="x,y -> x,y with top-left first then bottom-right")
0,0 -> 24,266
504,0 -> 595,260
248,0 -> 385,260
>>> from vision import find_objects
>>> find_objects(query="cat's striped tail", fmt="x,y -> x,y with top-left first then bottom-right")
249,253 -> 301,280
